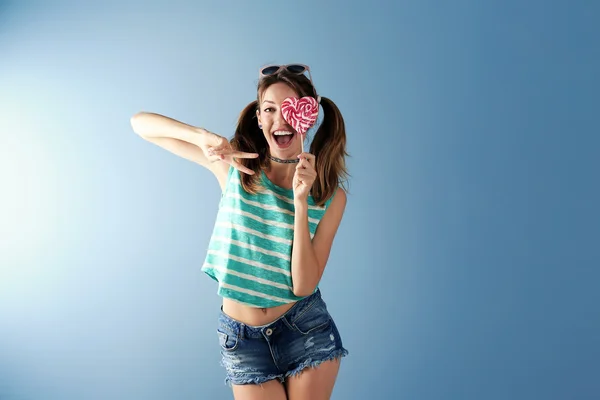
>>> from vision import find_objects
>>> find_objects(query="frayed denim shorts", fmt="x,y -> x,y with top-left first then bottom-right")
216,289 -> 349,386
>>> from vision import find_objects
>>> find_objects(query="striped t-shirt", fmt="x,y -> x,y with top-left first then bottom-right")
201,165 -> 335,308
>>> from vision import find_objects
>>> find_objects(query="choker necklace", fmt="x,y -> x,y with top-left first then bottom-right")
269,155 -> 299,164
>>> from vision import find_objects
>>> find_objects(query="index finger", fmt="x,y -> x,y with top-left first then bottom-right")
232,151 -> 259,159
229,158 -> 256,175
210,148 -> 259,158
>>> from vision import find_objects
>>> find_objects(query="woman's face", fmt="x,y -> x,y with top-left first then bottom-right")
256,82 -> 302,158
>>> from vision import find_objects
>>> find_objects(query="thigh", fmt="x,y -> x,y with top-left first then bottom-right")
232,380 -> 288,400
285,358 -> 341,400
277,295 -> 348,399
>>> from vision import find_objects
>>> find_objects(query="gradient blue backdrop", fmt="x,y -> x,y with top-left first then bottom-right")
1,1 -> 598,399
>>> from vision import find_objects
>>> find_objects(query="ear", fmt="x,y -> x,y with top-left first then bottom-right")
255,109 -> 262,126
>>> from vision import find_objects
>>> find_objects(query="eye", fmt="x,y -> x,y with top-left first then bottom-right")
264,107 -> 274,112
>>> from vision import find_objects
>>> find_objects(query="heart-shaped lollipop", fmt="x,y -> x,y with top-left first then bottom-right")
281,96 -> 319,152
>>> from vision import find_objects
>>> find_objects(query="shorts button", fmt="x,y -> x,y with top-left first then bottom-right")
265,328 -> 273,336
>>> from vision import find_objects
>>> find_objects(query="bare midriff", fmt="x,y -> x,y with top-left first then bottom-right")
222,298 -> 297,327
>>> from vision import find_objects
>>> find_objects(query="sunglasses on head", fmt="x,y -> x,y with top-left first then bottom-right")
259,64 -> 310,77
259,64 -> 319,100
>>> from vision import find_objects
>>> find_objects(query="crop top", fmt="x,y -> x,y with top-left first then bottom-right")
201,165 -> 335,308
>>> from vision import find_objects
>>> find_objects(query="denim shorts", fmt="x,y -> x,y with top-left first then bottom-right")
216,289 -> 349,386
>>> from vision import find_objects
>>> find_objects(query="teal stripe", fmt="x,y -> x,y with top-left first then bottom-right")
248,192 -> 296,211
209,239 -> 289,266
222,194 -> 297,222
201,266 -> 219,282
224,205 -> 295,226
217,272 -> 294,299
205,253 -> 292,286
217,212 -> 293,240
212,226 -> 291,256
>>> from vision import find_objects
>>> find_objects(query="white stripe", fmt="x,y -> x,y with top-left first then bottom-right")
220,206 -> 294,230
207,249 -> 291,277
211,235 -> 291,261
226,192 -> 320,225
215,221 -> 292,246
204,262 -> 292,290
220,282 -> 293,304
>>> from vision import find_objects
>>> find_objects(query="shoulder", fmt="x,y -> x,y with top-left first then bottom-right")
326,186 -> 347,212
320,187 -> 347,226
334,186 -> 347,204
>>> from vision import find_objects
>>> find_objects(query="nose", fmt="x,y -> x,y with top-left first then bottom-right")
273,108 -> 284,125
273,108 -> 292,130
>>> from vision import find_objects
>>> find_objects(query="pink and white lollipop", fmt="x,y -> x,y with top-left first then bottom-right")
281,96 -> 319,153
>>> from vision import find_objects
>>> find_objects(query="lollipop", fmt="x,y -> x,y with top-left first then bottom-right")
281,96 -> 319,153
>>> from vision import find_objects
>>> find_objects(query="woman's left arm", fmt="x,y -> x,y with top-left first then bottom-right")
291,154 -> 347,297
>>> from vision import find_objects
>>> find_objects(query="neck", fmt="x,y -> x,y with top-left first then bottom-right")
269,155 -> 299,164
266,153 -> 299,188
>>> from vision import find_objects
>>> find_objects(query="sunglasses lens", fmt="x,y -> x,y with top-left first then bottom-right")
286,65 -> 306,74
261,66 -> 280,75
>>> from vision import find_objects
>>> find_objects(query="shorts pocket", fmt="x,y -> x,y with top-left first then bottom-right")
291,300 -> 332,335
217,329 -> 239,351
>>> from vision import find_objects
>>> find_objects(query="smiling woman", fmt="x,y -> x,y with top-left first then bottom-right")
131,64 -> 350,400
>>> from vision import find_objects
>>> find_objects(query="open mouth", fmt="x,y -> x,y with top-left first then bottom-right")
273,130 -> 295,148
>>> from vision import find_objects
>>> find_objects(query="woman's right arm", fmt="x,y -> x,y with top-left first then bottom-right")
130,112 -> 257,189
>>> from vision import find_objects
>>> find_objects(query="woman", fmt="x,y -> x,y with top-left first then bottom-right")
131,64 -> 349,400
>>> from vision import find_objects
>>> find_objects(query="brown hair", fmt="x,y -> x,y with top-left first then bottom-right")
230,70 -> 349,206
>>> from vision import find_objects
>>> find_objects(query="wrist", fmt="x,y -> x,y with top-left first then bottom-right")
294,199 -> 309,212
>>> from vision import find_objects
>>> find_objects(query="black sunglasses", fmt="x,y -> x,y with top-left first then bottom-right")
258,64 -> 318,100
259,64 -> 310,77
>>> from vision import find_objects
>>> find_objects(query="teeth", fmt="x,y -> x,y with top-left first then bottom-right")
274,131 -> 293,136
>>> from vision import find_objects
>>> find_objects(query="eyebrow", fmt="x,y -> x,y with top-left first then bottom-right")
262,100 -> 276,105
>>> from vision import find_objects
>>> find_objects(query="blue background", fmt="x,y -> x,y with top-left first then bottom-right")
1,1 -> 598,399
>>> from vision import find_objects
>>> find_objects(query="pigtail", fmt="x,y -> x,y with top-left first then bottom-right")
309,96 -> 349,206
230,100 -> 269,193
